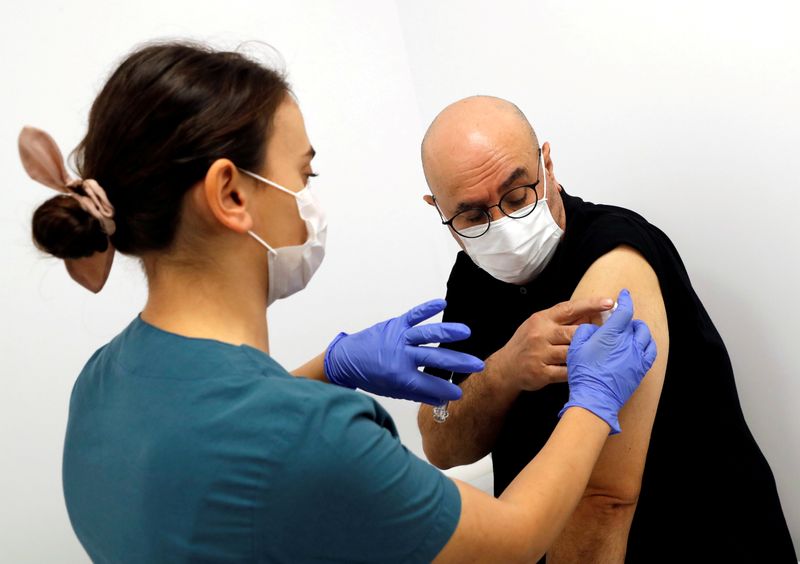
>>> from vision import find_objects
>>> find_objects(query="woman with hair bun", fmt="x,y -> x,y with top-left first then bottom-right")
19,40 -> 656,563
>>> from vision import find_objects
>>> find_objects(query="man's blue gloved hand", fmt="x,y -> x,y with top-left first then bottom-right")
324,299 -> 485,405
558,289 -> 657,434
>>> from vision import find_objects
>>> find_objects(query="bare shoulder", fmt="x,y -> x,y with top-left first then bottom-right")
573,245 -> 666,331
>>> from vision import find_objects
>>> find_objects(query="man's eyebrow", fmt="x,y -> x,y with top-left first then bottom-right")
452,167 -> 528,214
305,146 -> 316,159
499,166 -> 528,191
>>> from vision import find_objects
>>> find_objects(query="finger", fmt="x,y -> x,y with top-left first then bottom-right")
547,297 -> 616,324
407,372 -> 463,403
549,324 -> 580,345
409,346 -> 485,374
542,364 -> 568,384
416,393 -> 453,407
631,319 -> 653,352
544,344 -> 570,364
600,289 -> 634,334
405,322 -> 470,345
404,299 -> 447,326
643,338 -> 658,372
571,323 -> 599,348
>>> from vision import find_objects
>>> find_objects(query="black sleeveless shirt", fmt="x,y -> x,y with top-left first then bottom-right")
428,189 -> 796,562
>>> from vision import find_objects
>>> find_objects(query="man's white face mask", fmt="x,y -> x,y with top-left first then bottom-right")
239,168 -> 327,306
453,152 -> 564,285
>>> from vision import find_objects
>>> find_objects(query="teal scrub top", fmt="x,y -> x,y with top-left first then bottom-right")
62,315 -> 461,563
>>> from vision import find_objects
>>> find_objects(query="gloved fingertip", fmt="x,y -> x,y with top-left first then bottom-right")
571,323 -> 598,346
448,323 -> 471,340
454,322 -> 470,333
406,298 -> 447,325
644,339 -> 658,369
603,291 -> 634,331
621,288 -> 635,307
447,385 -> 463,401
631,319 -> 652,349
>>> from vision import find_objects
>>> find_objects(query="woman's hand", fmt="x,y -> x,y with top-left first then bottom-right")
558,289 -> 658,434
323,299 -> 485,405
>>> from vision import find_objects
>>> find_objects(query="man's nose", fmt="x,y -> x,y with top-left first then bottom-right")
487,204 -> 505,222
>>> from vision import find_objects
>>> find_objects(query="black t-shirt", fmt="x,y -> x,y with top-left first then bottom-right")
427,188 -> 796,562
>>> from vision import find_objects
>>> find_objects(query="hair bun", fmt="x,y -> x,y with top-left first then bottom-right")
32,195 -> 109,259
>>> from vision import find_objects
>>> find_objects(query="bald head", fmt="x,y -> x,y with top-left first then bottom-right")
421,96 -> 549,219
422,96 -> 535,156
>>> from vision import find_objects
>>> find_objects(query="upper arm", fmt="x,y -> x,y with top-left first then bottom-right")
262,394 -> 464,563
570,244 -> 670,503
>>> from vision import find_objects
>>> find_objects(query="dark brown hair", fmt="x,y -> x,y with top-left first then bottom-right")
32,41 -> 291,258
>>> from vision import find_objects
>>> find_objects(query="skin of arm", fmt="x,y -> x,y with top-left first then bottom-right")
547,245 -> 669,563
419,298 -> 614,469
291,352 -> 329,383
434,407 -> 612,563
419,353 -> 518,468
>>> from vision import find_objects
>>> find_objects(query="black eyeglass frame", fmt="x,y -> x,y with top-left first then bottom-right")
432,148 -> 543,239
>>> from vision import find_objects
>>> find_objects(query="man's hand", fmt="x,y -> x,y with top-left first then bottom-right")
419,296 -> 614,469
491,297 -> 616,392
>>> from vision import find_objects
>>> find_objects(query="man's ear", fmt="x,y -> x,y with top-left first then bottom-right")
202,158 -> 254,233
423,194 -> 435,206
541,141 -> 562,192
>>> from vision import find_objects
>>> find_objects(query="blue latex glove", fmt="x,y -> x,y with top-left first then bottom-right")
558,289 -> 657,434
324,299 -> 485,405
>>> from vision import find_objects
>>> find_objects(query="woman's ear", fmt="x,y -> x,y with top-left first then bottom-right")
202,158 -> 254,233
423,194 -> 435,206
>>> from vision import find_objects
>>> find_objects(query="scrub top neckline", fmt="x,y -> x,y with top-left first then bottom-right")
133,312 -> 273,360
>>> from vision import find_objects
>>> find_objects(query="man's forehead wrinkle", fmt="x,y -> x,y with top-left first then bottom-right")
422,96 -> 541,201
449,141 -> 503,179
447,150 -> 520,206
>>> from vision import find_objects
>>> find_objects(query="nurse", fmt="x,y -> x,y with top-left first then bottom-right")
19,41 -> 656,563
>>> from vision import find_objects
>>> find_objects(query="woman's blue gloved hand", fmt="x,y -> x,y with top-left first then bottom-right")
558,289 -> 658,434
323,299 -> 485,405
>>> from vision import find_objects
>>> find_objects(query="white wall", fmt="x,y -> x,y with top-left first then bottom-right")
1,1 -> 797,561
397,1 -> 800,551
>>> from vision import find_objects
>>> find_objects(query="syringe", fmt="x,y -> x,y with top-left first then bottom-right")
433,371 -> 455,423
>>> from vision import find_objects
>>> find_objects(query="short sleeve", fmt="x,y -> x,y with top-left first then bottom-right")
567,209 -> 666,284
254,388 -> 461,563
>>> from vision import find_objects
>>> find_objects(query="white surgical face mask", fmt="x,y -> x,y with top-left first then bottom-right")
239,169 -> 327,306
457,155 -> 564,285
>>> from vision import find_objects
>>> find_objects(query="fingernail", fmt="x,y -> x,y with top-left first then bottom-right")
602,298 -> 614,307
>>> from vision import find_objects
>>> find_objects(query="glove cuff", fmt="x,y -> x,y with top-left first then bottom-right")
323,332 -> 356,389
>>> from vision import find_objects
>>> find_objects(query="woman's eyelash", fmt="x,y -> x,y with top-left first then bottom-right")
308,172 -> 319,178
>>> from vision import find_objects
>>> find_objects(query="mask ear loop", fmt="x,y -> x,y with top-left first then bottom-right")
539,147 -> 548,202
239,168 -> 299,198
239,168 -> 300,256
247,230 -> 278,255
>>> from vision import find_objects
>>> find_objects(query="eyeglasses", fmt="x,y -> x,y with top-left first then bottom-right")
433,150 -> 542,239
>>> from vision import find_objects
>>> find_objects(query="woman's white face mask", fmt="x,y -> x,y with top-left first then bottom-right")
239,168 -> 327,306
456,154 -> 564,285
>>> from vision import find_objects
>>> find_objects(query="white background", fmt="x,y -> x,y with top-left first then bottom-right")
1,1 -> 797,561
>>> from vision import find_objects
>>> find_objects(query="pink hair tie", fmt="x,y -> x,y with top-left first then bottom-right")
65,178 -> 117,236
18,126 -> 116,293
